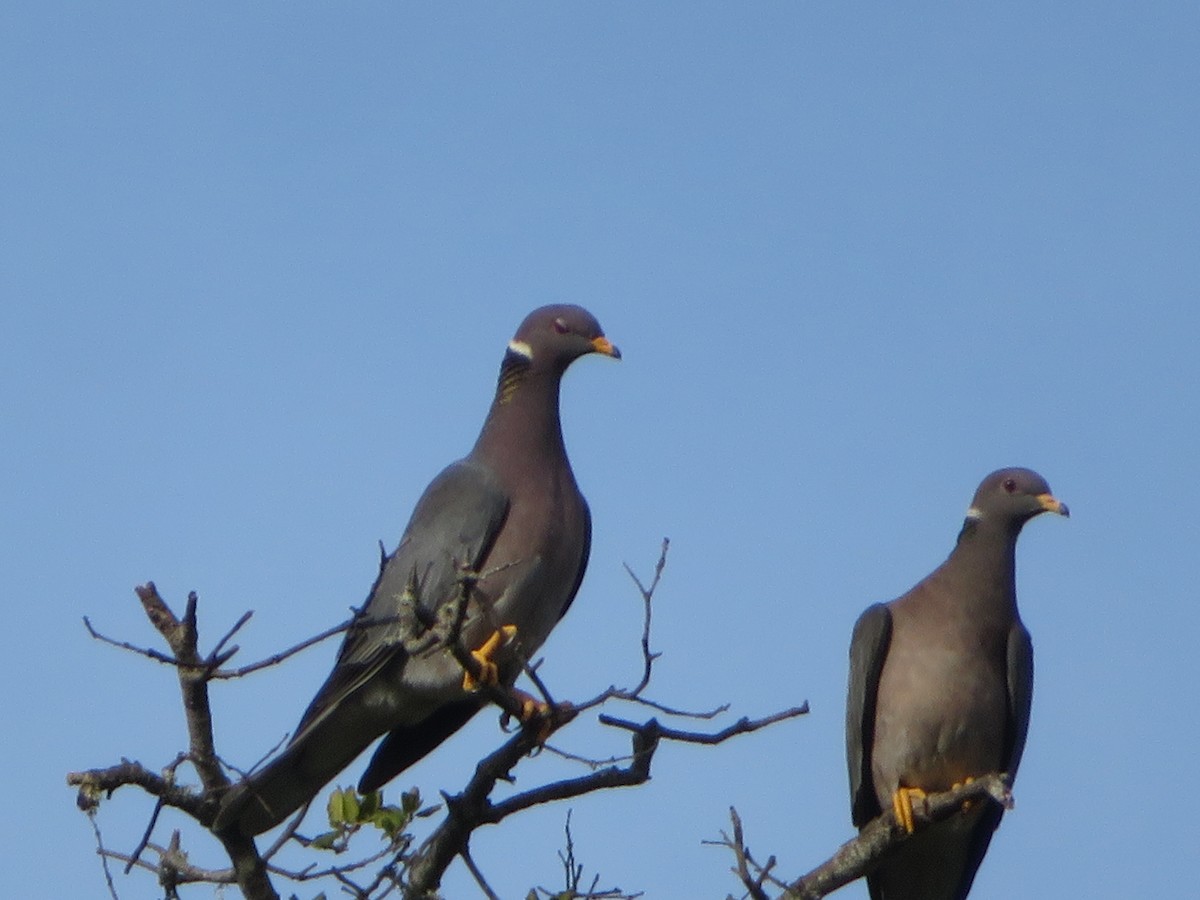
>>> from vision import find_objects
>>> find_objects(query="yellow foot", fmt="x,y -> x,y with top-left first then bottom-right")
462,625 -> 518,691
505,687 -> 558,742
953,776 -> 976,812
516,690 -> 551,723
892,786 -> 928,834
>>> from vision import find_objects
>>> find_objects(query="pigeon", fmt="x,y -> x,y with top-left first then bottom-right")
846,467 -> 1068,899
216,304 -> 619,836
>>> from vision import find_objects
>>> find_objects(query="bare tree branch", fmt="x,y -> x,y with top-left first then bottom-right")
98,837 -> 237,887
217,615 -> 354,678
69,541 -> 806,900
599,707 -> 809,745
84,811 -> 121,900
531,810 -> 643,899
68,759 -> 205,817
133,584 -> 225,790
461,845 -> 503,900
718,806 -> 774,900
71,584 -> 281,900
125,795 -> 166,874
718,773 -> 1014,900
403,705 -> 809,896
623,536 -> 668,695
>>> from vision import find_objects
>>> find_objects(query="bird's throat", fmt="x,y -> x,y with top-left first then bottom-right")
496,350 -> 530,405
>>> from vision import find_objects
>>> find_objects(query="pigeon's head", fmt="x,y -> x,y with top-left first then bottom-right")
507,305 -> 621,374
966,467 -> 1070,529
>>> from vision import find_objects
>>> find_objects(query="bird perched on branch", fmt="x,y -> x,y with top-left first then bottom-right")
216,304 -> 620,837
846,467 -> 1068,899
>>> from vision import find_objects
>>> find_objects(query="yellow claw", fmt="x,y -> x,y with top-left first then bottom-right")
509,687 -> 555,741
462,625 -> 518,691
953,776 -> 976,812
892,786 -> 928,834
519,696 -> 544,721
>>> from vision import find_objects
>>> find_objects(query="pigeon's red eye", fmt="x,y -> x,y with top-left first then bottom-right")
552,318 -> 569,335
1003,478 -> 1017,493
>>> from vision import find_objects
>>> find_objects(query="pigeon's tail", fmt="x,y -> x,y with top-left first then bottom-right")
213,712 -> 377,837
867,804 -> 997,900
358,698 -> 482,793
213,740 -> 337,837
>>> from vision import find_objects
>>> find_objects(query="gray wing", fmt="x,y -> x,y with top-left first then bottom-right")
213,460 -> 510,836
1004,621 -> 1034,780
290,459 -> 509,744
359,482 -> 590,792
553,496 -> 591,622
846,602 -> 893,828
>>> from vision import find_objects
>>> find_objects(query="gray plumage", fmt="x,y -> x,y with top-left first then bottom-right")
846,467 -> 1067,900
215,305 -> 619,837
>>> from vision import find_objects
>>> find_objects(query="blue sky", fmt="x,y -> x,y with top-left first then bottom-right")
3,4 -> 1197,898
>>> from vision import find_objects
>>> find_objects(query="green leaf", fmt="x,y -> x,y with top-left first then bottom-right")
326,789 -> 346,825
341,789 -> 360,822
310,831 -> 340,851
373,808 -> 407,838
401,788 -> 421,815
357,790 -> 381,820
326,786 -> 362,826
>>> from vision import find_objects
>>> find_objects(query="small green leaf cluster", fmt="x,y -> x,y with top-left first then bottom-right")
309,787 -> 425,851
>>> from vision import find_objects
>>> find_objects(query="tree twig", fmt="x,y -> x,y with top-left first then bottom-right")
719,773 -> 1014,900
599,706 -> 809,746
70,541 -> 807,900
403,704 -> 808,896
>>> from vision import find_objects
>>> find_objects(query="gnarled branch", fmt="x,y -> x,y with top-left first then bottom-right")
68,541 -> 806,900
718,773 -> 1013,900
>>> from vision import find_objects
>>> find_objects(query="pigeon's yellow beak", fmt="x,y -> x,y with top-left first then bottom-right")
1037,493 -> 1069,517
591,336 -> 621,359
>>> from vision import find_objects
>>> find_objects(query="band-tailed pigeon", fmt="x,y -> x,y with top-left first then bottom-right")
846,467 -> 1068,900
215,304 -> 619,837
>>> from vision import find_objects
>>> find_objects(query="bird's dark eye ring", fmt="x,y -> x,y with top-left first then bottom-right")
1003,478 -> 1017,493
552,318 -> 569,335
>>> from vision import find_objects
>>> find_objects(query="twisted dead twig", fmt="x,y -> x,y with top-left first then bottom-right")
401,702 -> 807,896
390,541 -> 809,898
69,540 -> 809,900
530,810 -> 642,899
85,810 -> 121,900
68,571 -> 567,900
70,759 -> 205,817
564,539 -> 737,726
718,773 -> 1014,900
69,584 -> 280,900
133,585 -> 225,790
83,611 -> 357,679
93,836 -> 238,887
718,807 -> 774,900
624,538 -> 668,696
599,708 -> 809,746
